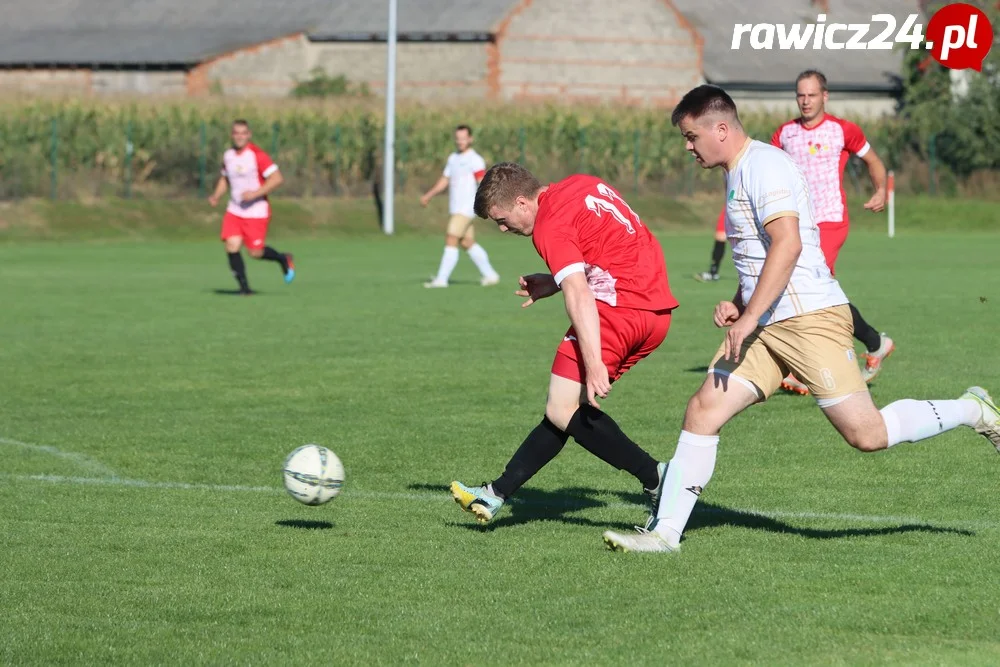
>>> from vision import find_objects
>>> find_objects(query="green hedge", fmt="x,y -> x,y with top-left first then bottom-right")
0,98 -> 972,201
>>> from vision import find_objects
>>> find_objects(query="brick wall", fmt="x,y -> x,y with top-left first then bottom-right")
189,33 -> 310,96
497,0 -> 704,106
308,42 -> 490,102
0,69 -> 185,95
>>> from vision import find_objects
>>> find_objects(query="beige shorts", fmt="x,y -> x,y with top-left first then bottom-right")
709,305 -> 867,401
447,214 -> 475,240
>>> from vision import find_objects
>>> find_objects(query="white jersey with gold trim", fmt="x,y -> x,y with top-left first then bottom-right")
724,139 -> 848,326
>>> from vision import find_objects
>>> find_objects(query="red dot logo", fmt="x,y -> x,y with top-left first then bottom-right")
926,3 -> 994,71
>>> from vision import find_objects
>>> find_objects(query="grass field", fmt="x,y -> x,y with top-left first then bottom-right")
2,218 -> 999,664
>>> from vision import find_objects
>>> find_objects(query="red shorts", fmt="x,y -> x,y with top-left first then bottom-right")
551,302 -> 672,384
715,209 -> 726,234
221,212 -> 270,250
818,221 -> 849,275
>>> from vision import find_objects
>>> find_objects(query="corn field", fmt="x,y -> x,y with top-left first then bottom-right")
0,97 -> 971,201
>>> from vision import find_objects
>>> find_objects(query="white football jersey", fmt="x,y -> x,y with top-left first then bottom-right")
443,149 -> 487,218
724,139 -> 848,326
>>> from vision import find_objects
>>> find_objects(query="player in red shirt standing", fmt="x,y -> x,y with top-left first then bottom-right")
208,119 -> 295,295
450,163 -> 679,524
771,70 -> 893,391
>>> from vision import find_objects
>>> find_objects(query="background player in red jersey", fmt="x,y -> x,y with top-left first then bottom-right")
208,120 -> 295,295
771,70 -> 893,391
694,207 -> 727,282
450,162 -> 679,524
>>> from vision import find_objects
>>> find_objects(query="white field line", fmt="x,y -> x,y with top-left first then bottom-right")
0,472 -> 989,531
1,437 -> 119,478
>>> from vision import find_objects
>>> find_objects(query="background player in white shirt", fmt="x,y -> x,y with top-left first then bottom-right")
773,70 -> 893,393
420,125 -> 500,288
603,86 -> 1000,554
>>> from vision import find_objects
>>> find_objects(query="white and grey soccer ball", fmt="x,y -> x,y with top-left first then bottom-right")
282,445 -> 345,506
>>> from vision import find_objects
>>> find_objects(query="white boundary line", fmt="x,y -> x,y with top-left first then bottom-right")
1,472 -> 988,531
0,437 -> 119,478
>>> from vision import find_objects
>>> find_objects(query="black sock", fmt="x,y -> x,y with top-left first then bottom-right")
491,417 -> 569,499
850,303 -> 882,353
227,252 -> 250,292
260,246 -> 288,271
709,240 -> 725,274
564,405 -> 660,490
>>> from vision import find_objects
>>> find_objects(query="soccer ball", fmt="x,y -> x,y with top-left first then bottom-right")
282,444 -> 345,506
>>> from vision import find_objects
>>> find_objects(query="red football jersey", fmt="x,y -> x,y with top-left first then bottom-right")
771,113 -> 870,224
532,175 -> 677,312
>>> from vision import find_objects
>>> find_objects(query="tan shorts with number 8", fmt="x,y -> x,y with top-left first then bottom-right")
709,304 -> 867,401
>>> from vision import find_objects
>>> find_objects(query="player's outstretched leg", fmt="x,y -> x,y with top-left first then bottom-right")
545,375 -> 662,496
604,372 -> 757,553
451,374 -> 666,525
257,246 -> 295,284
824,386 -> 999,453
850,304 -> 893,383
451,416 -> 569,523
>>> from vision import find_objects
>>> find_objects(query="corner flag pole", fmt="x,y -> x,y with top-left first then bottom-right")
382,0 -> 398,235
887,170 -> 895,239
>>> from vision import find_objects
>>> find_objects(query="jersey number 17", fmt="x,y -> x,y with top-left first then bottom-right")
584,183 -> 642,235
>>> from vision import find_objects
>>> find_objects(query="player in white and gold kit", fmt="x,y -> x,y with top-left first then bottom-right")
603,86 -> 1000,554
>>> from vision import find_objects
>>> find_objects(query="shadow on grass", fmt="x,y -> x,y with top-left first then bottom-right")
275,519 -> 334,530
210,288 -> 260,296
411,483 -> 975,539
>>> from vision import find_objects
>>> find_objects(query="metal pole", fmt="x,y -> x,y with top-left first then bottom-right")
381,0 -> 398,235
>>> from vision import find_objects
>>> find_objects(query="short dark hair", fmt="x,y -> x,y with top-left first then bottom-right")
796,69 -> 828,91
670,85 -> 740,127
474,162 -> 542,219
233,119 -> 251,130
455,124 -> 473,135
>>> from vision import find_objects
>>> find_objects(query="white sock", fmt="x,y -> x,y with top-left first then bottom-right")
434,246 -> 460,283
653,431 -> 718,548
881,399 -> 981,447
466,243 -> 498,279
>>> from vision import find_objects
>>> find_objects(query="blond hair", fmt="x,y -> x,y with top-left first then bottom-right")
474,162 -> 542,219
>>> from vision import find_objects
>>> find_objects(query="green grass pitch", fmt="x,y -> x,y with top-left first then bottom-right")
1,227 -> 999,664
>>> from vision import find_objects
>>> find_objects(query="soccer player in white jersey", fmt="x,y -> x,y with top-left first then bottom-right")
420,125 -> 500,288
602,86 -> 1000,554
773,70 -> 893,393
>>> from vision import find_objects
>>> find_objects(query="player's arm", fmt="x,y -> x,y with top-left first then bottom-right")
244,170 -> 283,202
860,147 -> 887,212
560,272 -> 608,407
724,217 -> 801,361
420,176 -> 449,206
742,217 -> 800,322
208,175 -> 227,206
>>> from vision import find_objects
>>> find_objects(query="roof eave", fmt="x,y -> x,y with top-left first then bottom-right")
710,79 -> 902,94
307,31 -> 494,43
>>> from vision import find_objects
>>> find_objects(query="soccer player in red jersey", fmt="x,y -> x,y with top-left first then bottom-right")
450,163 -> 679,524
771,70 -> 893,392
208,120 -> 295,295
